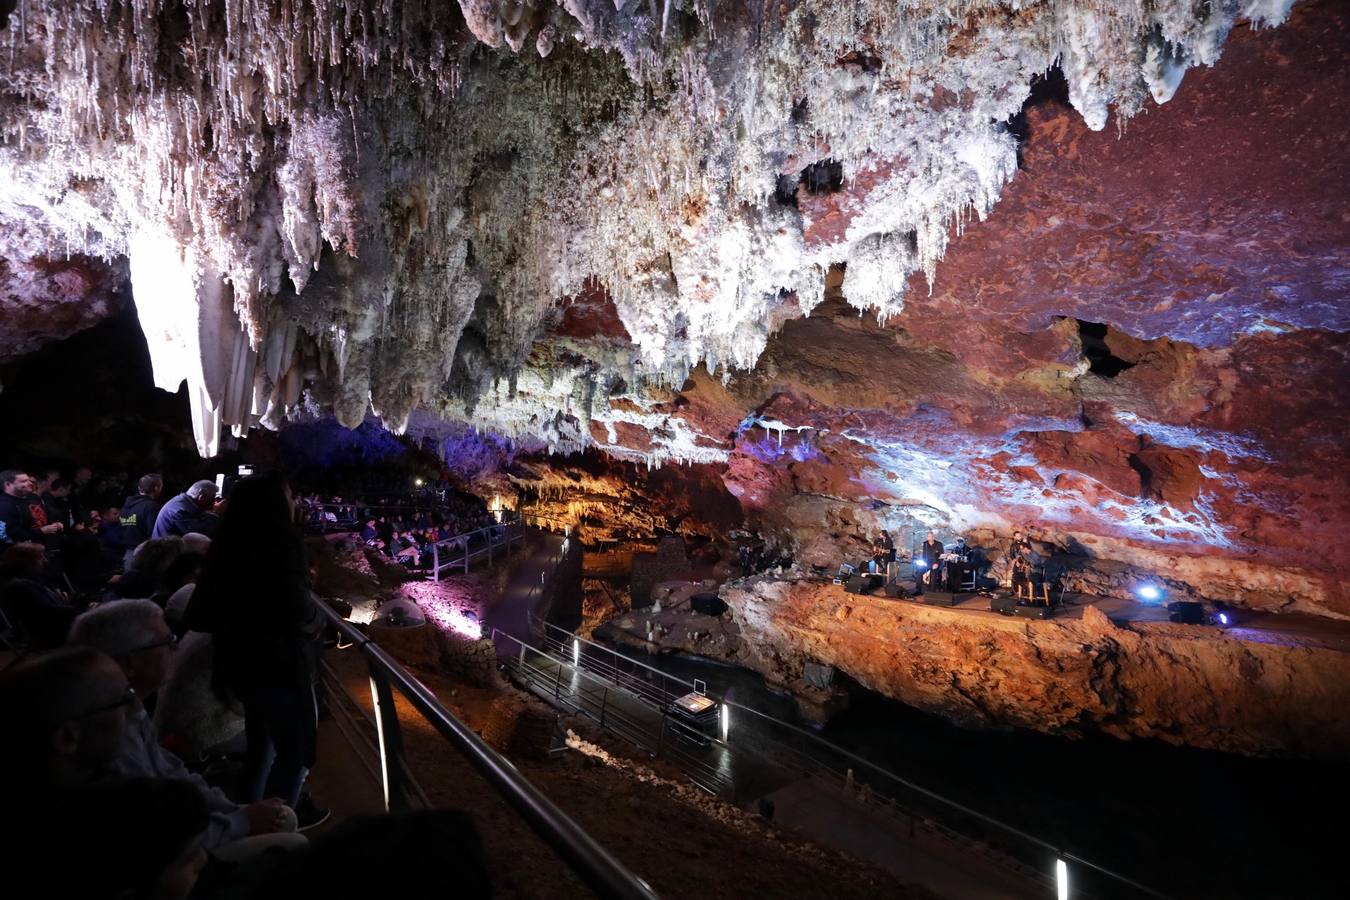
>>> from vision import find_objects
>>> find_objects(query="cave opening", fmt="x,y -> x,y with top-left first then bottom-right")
1005,65 -> 1071,166
799,157 -> 844,194
1076,319 -> 1136,377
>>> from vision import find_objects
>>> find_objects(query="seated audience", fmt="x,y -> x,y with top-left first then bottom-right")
153,480 -> 221,539
0,541 -> 80,649
113,535 -> 189,600
240,810 -> 491,900
0,645 -> 134,791
68,599 -> 305,853
0,773 -> 214,900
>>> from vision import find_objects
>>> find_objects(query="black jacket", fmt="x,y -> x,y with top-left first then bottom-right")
0,493 -> 45,546
119,494 -> 161,552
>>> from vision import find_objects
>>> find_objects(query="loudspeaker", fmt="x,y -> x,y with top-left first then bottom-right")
884,583 -> 909,598
990,595 -> 1017,615
921,591 -> 959,606
1013,604 -> 1052,620
844,576 -> 867,594
1168,601 -> 1205,624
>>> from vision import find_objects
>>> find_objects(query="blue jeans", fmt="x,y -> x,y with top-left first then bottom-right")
239,681 -> 318,807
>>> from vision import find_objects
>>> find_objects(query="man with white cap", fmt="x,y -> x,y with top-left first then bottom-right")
152,482 -> 220,539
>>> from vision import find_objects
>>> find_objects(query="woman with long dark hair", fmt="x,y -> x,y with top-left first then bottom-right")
187,472 -> 324,821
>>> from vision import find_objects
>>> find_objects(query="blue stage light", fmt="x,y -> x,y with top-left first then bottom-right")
1218,612 -> 1230,625
914,558 -> 926,569
1136,585 -> 1162,601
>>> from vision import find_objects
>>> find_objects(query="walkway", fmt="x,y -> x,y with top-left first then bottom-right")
499,636 -> 1051,899
481,531 -> 567,644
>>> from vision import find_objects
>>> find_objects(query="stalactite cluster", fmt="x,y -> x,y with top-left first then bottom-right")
0,1 -> 1293,456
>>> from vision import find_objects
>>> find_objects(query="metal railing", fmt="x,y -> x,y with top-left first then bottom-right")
428,518 -> 526,580
502,618 -> 1170,900
315,600 -> 660,900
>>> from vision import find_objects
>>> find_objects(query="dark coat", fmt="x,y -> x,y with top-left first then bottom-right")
119,494 -> 161,551
152,493 -> 215,539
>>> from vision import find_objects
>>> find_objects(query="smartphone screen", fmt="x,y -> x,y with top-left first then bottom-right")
215,473 -> 225,494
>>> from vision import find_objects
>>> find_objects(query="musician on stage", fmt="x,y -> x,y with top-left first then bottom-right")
915,531 -> 943,595
1009,531 -> 1036,601
874,531 -> 896,581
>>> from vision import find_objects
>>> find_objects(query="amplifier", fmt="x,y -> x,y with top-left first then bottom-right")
921,591 -> 960,606
884,583 -> 910,598
990,595 -> 1017,615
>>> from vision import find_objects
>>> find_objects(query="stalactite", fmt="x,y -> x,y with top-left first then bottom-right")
0,0 -> 1297,457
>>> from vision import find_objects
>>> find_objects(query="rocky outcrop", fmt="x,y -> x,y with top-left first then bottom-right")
723,579 -> 1350,759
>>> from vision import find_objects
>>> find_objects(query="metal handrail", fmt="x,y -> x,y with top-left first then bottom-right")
428,518 -> 525,580
529,617 -> 1169,900
316,602 -> 659,900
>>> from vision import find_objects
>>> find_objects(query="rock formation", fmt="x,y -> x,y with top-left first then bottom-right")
2,2 -> 1347,615
721,578 -> 1350,758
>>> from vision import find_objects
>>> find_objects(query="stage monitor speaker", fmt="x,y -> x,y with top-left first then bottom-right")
990,595 -> 1017,615
921,591 -> 959,606
884,583 -> 909,598
1168,601 -> 1205,624
844,576 -> 867,594
1013,605 -> 1052,620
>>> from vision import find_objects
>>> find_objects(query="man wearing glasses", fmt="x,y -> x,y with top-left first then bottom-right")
69,600 -> 303,855
0,646 -> 134,789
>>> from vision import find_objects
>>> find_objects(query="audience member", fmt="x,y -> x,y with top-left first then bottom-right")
190,472 -> 327,825
0,469 -> 64,548
0,645 -> 134,790
68,600 -> 304,854
238,810 -> 491,900
119,473 -> 165,566
11,778 -> 210,900
0,541 -> 80,648
154,480 -> 221,539
114,535 -> 188,600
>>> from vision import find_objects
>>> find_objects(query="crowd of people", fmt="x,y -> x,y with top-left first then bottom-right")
0,467 -> 359,899
293,487 -> 503,573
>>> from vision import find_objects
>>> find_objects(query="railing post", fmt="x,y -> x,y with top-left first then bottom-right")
553,659 -> 564,699
432,541 -> 440,581
600,688 -> 609,728
368,663 -> 410,812
655,714 -> 666,758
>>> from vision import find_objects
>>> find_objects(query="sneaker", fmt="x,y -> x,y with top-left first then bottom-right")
294,793 -> 331,831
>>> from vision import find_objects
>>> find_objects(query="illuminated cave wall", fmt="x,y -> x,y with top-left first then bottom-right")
1,1 -> 1347,614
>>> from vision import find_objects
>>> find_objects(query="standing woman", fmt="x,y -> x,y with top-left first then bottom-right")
187,472 -> 326,824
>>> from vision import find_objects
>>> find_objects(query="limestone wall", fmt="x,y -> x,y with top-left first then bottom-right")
723,579 -> 1350,759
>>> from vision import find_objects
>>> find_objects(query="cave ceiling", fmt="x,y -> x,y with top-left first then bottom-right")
1,1 -> 1348,613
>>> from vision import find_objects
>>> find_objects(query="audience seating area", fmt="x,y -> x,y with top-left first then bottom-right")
0,463 -> 544,900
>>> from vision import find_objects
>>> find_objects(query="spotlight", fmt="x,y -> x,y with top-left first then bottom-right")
720,703 -> 730,741
1136,584 -> 1162,602
914,558 -> 926,570
572,637 -> 581,666
414,478 -> 424,487
1218,612 -> 1230,626
1056,858 -> 1069,900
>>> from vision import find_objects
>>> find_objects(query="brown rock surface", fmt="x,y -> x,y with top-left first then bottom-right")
722,579 -> 1350,759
